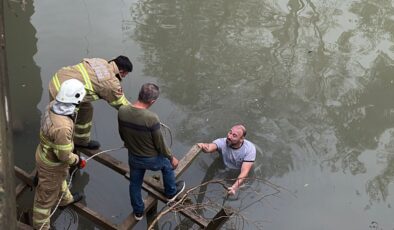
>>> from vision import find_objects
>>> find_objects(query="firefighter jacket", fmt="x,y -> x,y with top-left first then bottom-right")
37,102 -> 79,167
48,58 -> 129,109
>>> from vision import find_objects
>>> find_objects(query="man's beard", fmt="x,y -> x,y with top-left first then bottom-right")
227,138 -> 243,149
226,138 -> 236,147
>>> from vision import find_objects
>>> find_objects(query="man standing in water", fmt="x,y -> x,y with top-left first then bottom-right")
198,124 -> 256,195
118,83 -> 185,221
33,79 -> 87,230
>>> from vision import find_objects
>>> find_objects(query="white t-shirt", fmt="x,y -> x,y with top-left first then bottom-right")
213,138 -> 256,169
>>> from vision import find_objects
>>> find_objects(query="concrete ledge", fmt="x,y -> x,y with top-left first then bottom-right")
0,0 -> 17,228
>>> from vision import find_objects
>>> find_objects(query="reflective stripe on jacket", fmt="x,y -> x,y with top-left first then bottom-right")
52,63 -> 99,100
49,58 -> 130,109
37,102 -> 79,167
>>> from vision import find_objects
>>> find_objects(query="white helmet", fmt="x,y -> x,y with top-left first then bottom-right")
56,79 -> 86,104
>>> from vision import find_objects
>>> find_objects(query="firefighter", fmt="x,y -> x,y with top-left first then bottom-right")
48,56 -> 133,149
33,79 -> 88,230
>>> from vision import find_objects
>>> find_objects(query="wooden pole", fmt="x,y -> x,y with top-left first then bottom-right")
0,0 -> 17,229
145,196 -> 158,229
14,167 -> 119,230
14,145 -> 234,229
17,221 -> 34,230
78,145 -> 209,229
15,168 -> 36,199
205,207 -> 234,230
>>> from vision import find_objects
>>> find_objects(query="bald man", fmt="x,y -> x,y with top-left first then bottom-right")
197,125 -> 256,195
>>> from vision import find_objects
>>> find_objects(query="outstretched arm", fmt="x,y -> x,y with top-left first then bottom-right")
197,143 -> 218,153
228,162 -> 254,195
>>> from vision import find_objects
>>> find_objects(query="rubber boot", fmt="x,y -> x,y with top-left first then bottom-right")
59,193 -> 84,210
71,193 -> 84,204
75,140 -> 101,150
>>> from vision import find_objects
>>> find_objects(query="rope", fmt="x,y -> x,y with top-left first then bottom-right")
38,146 -> 124,230
38,168 -> 77,230
85,146 -> 125,161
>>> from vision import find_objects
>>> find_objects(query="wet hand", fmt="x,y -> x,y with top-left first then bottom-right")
227,186 -> 237,196
197,143 -> 209,152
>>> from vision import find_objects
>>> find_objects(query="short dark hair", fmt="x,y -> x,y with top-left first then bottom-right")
110,55 -> 133,72
138,83 -> 160,103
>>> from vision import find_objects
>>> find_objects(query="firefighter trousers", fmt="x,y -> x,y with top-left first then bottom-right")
73,101 -> 93,146
32,150 -> 74,230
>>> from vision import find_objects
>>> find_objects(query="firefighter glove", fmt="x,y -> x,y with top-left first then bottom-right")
78,156 -> 87,169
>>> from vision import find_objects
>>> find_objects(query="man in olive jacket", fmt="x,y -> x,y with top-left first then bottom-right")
118,83 -> 185,221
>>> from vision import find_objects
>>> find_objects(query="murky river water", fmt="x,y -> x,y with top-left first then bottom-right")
5,0 -> 394,229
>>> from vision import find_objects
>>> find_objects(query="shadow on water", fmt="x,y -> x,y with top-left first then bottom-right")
5,1 -> 42,172
4,0 -> 42,222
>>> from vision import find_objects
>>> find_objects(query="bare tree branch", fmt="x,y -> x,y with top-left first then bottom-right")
147,177 -> 291,230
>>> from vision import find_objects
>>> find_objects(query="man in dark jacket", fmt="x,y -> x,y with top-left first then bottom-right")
118,83 -> 185,221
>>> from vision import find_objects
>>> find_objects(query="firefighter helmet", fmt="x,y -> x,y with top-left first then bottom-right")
56,79 -> 86,104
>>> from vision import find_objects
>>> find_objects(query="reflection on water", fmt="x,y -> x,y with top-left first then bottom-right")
130,0 -> 394,228
4,0 -> 43,225
7,0 -> 394,228
5,0 -> 42,171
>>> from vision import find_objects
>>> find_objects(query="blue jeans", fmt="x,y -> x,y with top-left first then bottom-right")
128,153 -> 177,214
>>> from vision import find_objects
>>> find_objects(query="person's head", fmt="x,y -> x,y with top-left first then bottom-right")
226,124 -> 247,148
110,55 -> 133,79
56,79 -> 86,105
138,83 -> 160,106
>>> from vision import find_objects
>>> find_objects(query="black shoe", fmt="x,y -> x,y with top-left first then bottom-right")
75,140 -> 101,150
166,180 -> 185,203
59,193 -> 84,210
71,192 -> 84,204
134,212 -> 143,221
